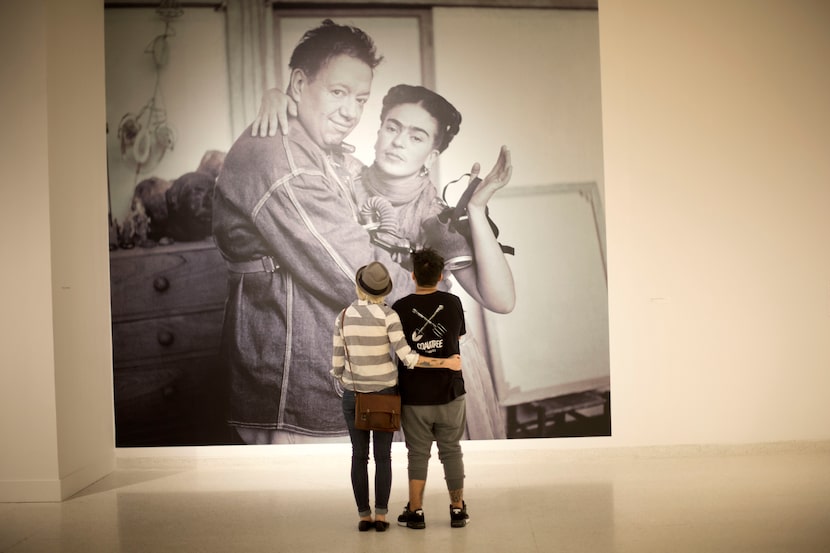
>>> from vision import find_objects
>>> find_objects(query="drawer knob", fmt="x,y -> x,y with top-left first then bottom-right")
157,331 -> 175,346
153,277 -> 170,292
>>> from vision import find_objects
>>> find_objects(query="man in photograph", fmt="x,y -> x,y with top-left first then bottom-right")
212,19 -> 413,443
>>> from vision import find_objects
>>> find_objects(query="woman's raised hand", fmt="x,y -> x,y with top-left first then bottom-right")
251,88 -> 297,137
468,146 -> 512,209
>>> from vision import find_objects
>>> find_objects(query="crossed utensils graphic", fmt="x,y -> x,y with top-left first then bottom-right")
411,305 -> 446,341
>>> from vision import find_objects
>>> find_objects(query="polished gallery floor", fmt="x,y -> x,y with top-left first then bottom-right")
1,441 -> 829,552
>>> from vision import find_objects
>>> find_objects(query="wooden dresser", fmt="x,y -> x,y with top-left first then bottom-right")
109,239 -> 234,446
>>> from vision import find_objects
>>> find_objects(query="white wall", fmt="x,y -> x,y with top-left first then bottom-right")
1,0 -> 829,502
599,0 -> 830,445
0,0 -> 61,501
0,0 -> 114,502
49,0 -> 116,498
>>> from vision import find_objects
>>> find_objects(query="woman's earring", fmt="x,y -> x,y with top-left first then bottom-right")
419,166 -> 430,177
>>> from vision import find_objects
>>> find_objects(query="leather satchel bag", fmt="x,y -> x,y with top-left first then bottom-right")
341,310 -> 402,433
354,391 -> 401,432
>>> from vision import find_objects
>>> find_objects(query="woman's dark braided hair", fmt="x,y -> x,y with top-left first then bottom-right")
380,85 -> 462,153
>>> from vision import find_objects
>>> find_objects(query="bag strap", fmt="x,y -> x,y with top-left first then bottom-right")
341,308 -> 358,394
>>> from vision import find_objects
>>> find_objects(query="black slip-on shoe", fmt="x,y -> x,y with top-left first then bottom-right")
358,520 -> 373,532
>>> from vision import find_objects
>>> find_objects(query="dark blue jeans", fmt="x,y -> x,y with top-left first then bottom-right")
342,389 -> 395,516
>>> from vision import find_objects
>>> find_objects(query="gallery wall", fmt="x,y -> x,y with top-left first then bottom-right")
0,0 -> 114,501
599,0 -> 830,445
0,0 -> 62,500
1,0 -> 828,501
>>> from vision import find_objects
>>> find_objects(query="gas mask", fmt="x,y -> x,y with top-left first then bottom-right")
421,175 -> 515,269
359,196 -> 414,265
359,175 -> 514,270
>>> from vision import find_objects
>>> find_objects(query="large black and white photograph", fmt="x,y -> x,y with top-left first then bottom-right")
105,1 -> 608,447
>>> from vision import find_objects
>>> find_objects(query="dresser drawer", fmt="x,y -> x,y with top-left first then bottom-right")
114,355 -> 232,446
111,309 -> 224,365
110,240 -> 231,446
110,240 -> 227,319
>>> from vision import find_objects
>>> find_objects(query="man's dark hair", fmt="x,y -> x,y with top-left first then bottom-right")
380,85 -> 462,153
289,19 -> 383,80
412,248 -> 445,287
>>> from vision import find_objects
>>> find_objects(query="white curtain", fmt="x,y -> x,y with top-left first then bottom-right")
225,0 -> 277,139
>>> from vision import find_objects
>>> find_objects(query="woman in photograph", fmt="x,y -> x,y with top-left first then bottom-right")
256,84 -> 515,438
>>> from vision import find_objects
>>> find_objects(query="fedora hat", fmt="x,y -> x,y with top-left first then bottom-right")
355,262 -> 393,297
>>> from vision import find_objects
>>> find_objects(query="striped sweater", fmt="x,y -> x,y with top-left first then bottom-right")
331,300 -> 419,392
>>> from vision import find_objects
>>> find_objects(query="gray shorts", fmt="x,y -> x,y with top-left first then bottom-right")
401,395 -> 466,490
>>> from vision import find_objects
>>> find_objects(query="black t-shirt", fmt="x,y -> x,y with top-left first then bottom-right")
392,291 -> 466,405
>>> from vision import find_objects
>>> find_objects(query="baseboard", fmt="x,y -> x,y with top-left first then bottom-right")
0,454 -> 115,503
0,478 -> 63,503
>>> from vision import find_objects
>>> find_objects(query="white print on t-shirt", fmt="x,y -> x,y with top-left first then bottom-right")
410,305 -> 447,341
417,339 -> 444,351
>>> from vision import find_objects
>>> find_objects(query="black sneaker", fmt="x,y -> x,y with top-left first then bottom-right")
397,503 -> 426,529
450,502 -> 469,528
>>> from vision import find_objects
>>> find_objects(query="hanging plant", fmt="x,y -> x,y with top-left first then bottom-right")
117,1 -> 183,179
